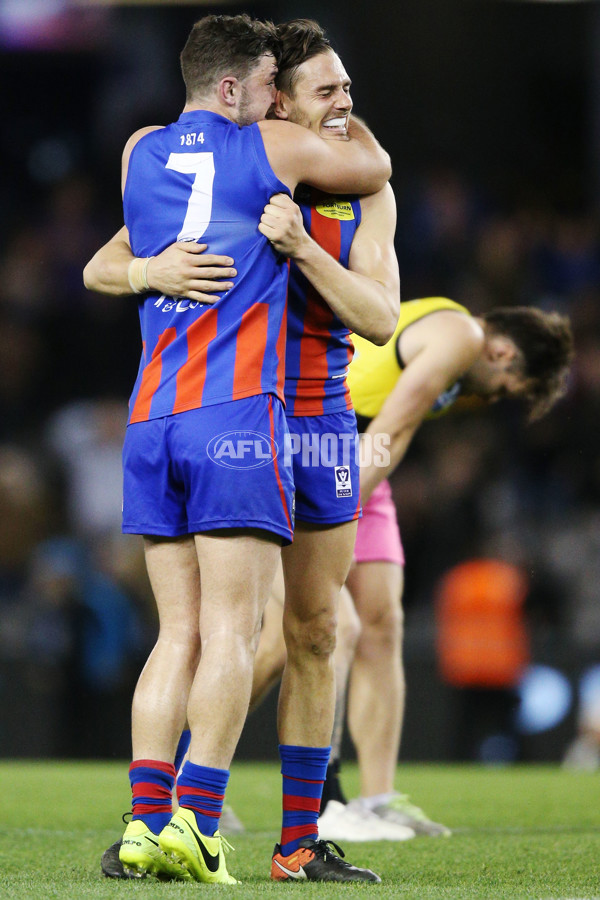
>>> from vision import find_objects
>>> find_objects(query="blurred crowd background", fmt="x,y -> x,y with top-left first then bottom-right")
1,0 -> 599,767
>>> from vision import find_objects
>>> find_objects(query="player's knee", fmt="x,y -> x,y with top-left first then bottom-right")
158,626 -> 201,657
309,621 -> 337,658
362,601 -> 403,647
392,602 -> 404,637
285,608 -> 338,660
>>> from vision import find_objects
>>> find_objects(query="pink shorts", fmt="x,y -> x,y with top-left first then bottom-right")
354,479 -> 405,566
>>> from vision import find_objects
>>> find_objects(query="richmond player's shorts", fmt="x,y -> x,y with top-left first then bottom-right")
354,478 -> 405,566
286,410 -> 361,525
122,394 -> 294,544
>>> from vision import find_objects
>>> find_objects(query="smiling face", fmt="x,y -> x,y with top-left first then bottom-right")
274,49 -> 352,138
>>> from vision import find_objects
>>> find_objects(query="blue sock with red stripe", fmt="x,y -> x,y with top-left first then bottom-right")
129,759 -> 176,834
176,761 -> 229,837
174,729 -> 191,774
279,744 -> 331,856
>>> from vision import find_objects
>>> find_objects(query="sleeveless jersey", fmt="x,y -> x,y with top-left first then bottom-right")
284,188 -> 362,416
348,297 -> 470,426
123,110 -> 290,424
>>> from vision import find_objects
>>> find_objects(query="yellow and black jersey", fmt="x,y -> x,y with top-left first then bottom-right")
348,297 -> 470,429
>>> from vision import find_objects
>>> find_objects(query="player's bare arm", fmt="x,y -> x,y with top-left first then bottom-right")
83,226 -> 138,296
83,226 -> 237,300
360,312 -> 484,503
259,116 -> 391,196
259,184 -> 399,345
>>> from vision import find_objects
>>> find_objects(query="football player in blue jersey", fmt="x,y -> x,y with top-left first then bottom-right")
93,144 -> 576,864
84,12 -> 393,886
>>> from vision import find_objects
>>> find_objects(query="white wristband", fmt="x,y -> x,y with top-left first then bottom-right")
127,256 -> 155,294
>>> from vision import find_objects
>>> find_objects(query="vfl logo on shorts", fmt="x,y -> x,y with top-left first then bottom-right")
207,430 -> 277,469
335,465 -> 352,498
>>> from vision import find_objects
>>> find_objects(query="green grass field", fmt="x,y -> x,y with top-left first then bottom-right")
0,761 -> 598,899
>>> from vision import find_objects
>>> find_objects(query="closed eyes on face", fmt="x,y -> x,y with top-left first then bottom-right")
315,80 -> 352,98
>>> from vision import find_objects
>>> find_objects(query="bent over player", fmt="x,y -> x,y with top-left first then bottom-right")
322,299 -> 573,836
243,299 -> 574,840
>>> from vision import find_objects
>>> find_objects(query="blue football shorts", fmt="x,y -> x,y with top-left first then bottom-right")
122,394 -> 294,543
285,409 -> 361,525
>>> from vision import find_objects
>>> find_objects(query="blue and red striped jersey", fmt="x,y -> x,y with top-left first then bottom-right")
284,188 -> 362,417
123,110 -> 290,424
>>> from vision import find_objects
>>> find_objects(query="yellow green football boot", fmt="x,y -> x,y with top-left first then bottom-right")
158,807 -> 239,884
119,818 -> 191,880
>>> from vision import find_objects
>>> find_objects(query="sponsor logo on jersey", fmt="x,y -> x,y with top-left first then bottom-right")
315,200 -> 355,221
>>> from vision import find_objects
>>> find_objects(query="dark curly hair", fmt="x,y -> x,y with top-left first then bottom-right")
180,14 -> 279,103
483,306 -> 574,420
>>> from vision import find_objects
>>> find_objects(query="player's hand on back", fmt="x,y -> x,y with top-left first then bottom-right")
259,193 -> 310,258
146,241 -> 237,303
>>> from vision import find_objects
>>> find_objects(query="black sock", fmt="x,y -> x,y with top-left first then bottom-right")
320,759 -> 347,811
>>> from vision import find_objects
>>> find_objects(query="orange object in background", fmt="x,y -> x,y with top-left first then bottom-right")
435,558 -> 530,689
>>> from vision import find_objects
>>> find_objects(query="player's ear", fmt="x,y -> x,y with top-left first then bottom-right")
488,335 -> 516,363
273,89 -> 291,120
219,75 -> 239,107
